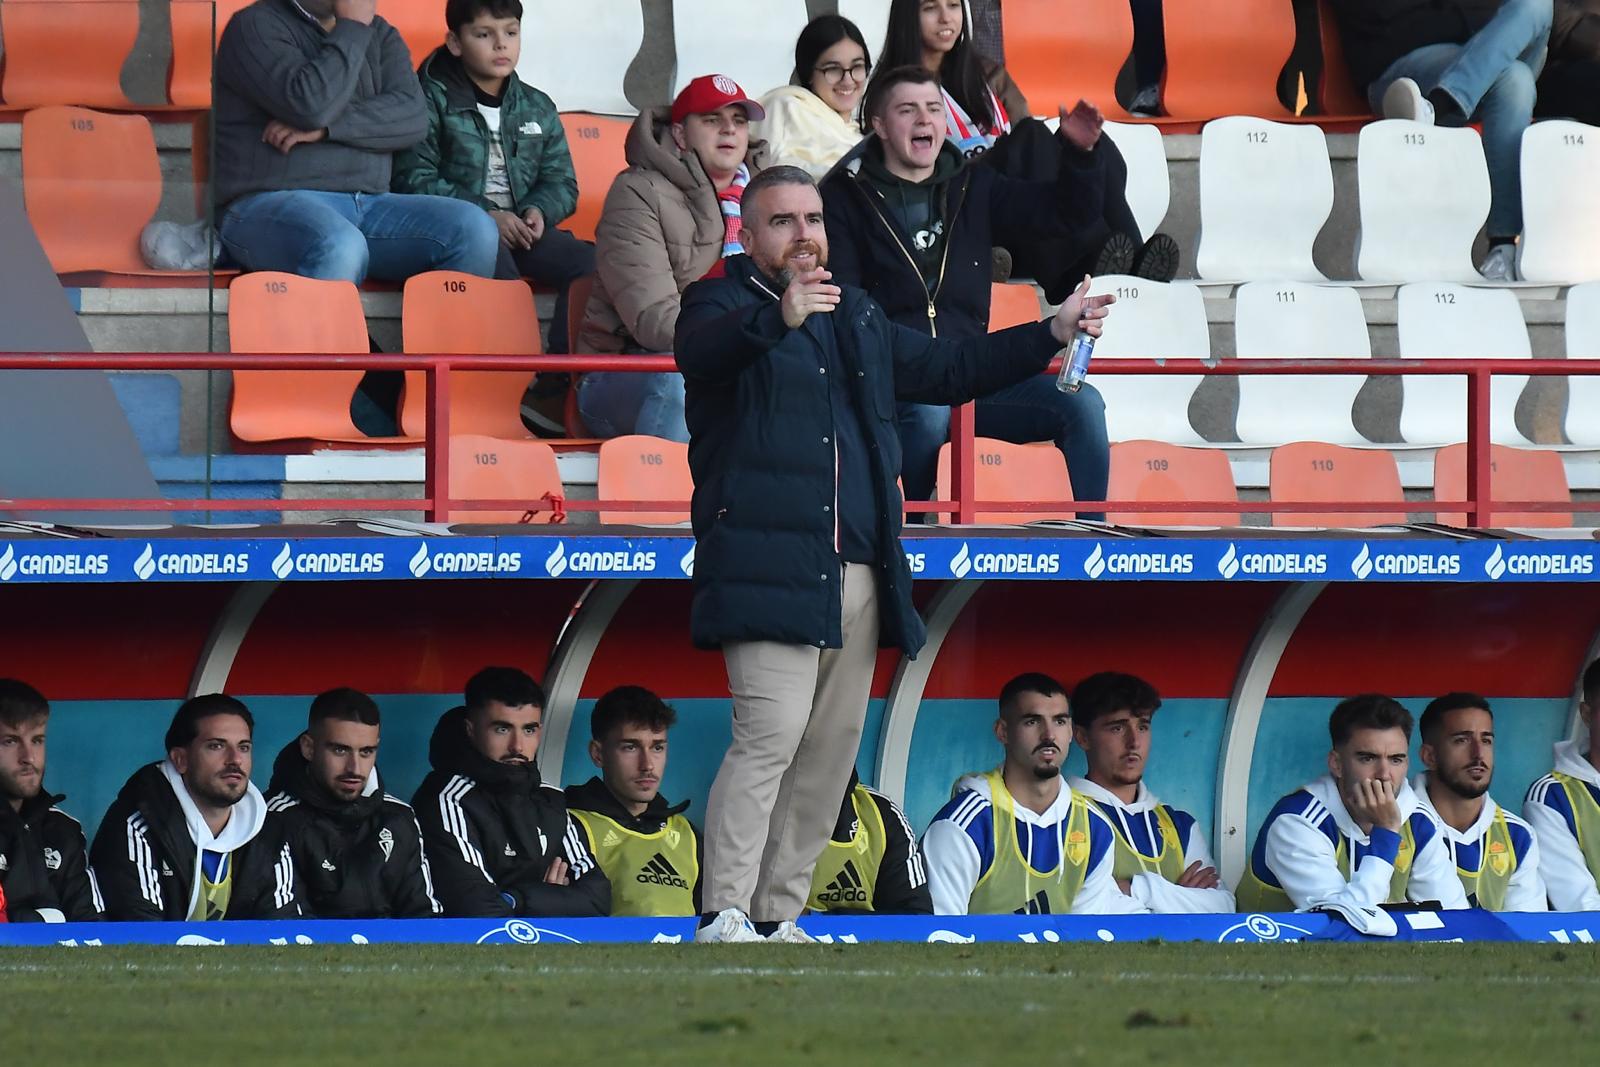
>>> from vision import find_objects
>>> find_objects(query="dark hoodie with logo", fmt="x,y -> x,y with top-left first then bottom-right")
265,742 -> 440,919
412,707 -> 610,918
0,788 -> 103,923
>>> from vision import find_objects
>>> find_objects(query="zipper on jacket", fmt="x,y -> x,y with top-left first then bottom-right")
854,170 -> 971,339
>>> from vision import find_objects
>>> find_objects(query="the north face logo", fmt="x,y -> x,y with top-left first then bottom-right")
815,861 -> 870,905
636,852 -> 690,890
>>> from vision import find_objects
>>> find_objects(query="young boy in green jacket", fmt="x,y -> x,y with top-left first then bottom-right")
394,0 -> 594,354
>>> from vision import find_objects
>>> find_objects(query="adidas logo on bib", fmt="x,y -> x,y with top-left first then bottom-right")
815,861 -> 870,906
636,852 -> 690,889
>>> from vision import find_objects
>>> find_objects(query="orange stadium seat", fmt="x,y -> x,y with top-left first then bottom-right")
562,114 -> 630,242
0,0 -> 139,109
989,283 -> 1042,331
936,440 -> 1076,523
1108,441 -> 1242,526
228,271 -> 418,446
1160,0 -> 1298,125
383,1 -> 447,67
447,435 -> 564,523
1432,444 -> 1572,528
597,436 -> 692,524
399,272 -> 542,440
1001,0 -> 1136,119
20,107 -> 162,276
1269,442 -> 1406,527
169,0 -> 255,109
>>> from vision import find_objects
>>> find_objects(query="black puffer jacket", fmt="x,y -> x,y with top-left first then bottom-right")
676,253 -> 1061,654
1330,0 -> 1504,91
0,788 -> 102,922
266,742 -> 440,919
412,707 -> 610,918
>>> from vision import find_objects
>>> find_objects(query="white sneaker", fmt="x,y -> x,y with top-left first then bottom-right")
1381,78 -> 1435,124
766,920 -> 816,944
1478,243 -> 1518,282
693,908 -> 763,943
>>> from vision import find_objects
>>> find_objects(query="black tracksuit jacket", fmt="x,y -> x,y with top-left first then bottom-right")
0,788 -> 103,922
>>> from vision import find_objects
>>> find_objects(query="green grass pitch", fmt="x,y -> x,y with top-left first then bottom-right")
2,943 -> 1596,1065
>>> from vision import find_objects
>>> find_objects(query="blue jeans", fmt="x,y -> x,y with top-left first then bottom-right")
899,376 -> 1111,521
1367,0 -> 1552,238
577,371 -> 688,442
219,190 -> 500,283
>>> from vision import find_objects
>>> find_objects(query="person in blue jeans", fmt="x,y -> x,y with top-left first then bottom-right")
214,0 -> 498,283
1331,0 -> 1552,282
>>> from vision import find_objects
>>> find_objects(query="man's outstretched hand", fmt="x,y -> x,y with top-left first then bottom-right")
1049,275 -> 1115,346
1057,99 -> 1105,152
781,268 -> 842,329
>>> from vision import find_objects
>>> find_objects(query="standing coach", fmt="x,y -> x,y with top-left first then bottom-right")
675,164 -> 1113,943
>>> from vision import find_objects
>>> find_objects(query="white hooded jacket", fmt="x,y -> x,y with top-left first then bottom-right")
1068,776 -> 1235,914
1522,740 -> 1600,911
1410,772 -> 1546,911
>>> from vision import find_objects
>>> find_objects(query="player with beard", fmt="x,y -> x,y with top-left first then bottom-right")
413,667 -> 609,917
921,673 -> 1144,915
675,167 -> 1112,941
1411,693 -> 1544,910
0,680 -> 103,922
91,695 -> 298,921
1065,672 -> 1233,913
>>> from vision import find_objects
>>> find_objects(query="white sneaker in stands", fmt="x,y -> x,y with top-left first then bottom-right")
1381,78 -> 1435,124
1478,243 -> 1518,282
693,908 -> 763,943
766,920 -> 816,944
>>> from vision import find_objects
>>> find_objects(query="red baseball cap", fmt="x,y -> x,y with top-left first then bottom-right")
671,74 -> 766,124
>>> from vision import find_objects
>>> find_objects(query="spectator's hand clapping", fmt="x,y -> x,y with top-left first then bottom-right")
1057,99 -> 1105,152
1049,275 -> 1114,345
780,268 -> 842,329
334,0 -> 377,25
491,210 -> 537,250
522,208 -> 546,243
262,120 -> 327,154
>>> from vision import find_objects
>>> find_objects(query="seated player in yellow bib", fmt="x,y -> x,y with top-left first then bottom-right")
922,673 -> 1148,915
1065,671 -> 1234,913
1237,694 -> 1468,913
1524,658 -> 1600,911
1411,693 -> 1545,911
807,768 -> 931,914
566,686 -> 701,917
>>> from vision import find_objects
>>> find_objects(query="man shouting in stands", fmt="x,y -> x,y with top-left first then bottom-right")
266,688 -> 441,919
413,667 -> 610,917
91,695 -> 299,921
675,167 -> 1112,941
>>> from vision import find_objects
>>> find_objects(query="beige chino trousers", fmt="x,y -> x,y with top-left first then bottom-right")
701,562 -> 882,922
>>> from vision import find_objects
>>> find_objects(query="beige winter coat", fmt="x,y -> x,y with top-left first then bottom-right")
579,107 -> 768,354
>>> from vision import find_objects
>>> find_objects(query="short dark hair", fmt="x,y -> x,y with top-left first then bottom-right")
590,686 -> 678,740
1418,692 -> 1492,743
308,687 -> 381,729
1584,658 -> 1600,706
864,64 -> 940,122
1069,672 -> 1162,729
465,667 -> 544,715
0,679 -> 48,728
742,164 -> 817,222
446,0 -> 522,34
998,672 -> 1066,720
1328,694 -> 1413,747
793,14 -> 872,89
165,694 -> 254,752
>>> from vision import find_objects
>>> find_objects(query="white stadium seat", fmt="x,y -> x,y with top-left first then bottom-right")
1355,120 -> 1488,283
1519,120 -> 1600,284
1197,116 -> 1332,282
838,0 -> 893,61
1396,283 -> 1533,445
1086,276 -> 1209,445
673,0 -> 811,97
1233,282 -> 1371,445
1103,120 -> 1171,241
1562,282 -> 1600,446
520,0 -> 644,115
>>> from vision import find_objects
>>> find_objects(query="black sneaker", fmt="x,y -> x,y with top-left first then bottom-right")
1131,233 -> 1180,282
1092,230 -> 1138,277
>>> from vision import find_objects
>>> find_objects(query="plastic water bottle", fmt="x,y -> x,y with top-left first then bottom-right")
1055,330 -> 1094,393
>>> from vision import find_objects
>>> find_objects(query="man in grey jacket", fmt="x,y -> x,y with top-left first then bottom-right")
215,0 -> 497,283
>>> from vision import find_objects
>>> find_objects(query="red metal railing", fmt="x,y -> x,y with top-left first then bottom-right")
2,352 -> 1599,528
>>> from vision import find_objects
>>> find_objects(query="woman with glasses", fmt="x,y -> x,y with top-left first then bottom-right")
756,15 -> 874,180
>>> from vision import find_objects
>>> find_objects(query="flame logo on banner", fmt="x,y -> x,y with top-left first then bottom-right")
679,543 -> 695,577
1083,544 -> 1106,579
950,542 -> 972,579
409,543 -> 431,578
1351,544 -> 1373,581
545,541 -> 568,577
1218,543 -> 1239,579
272,544 -> 294,580
0,546 -> 15,582
1485,545 -> 1506,581
133,544 -> 156,581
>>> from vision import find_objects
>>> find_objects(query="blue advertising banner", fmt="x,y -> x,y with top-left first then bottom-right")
0,532 -> 1596,586
2,911 -> 1595,947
